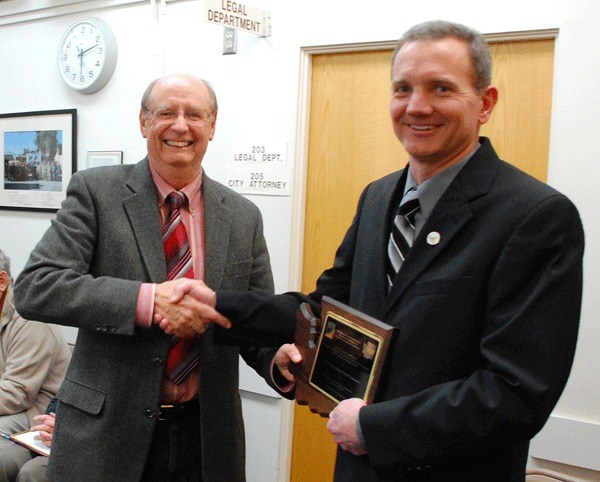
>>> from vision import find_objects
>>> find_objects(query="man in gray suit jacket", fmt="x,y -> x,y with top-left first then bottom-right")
14,73 -> 292,481
171,22 -> 585,481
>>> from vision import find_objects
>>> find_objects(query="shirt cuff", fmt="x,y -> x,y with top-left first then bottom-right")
270,356 -> 295,394
136,283 -> 156,328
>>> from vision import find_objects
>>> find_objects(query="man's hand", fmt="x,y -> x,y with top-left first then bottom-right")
154,279 -> 230,338
274,344 -> 302,383
326,398 -> 367,455
168,278 -> 216,305
31,413 -> 55,448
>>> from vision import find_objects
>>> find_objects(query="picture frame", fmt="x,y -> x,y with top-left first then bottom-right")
86,150 -> 123,169
1,109 -> 77,212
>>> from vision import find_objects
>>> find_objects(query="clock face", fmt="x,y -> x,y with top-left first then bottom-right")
58,18 -> 118,94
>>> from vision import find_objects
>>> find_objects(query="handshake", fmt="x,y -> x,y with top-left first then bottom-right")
153,279 -> 230,339
152,279 -> 301,384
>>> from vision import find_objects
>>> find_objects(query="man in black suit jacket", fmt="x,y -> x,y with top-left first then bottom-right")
167,21 -> 584,481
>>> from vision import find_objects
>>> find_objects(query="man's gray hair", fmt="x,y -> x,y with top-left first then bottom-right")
393,20 -> 492,93
0,249 -> 11,277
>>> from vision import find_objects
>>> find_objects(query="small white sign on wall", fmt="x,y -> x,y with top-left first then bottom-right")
224,140 -> 291,196
204,0 -> 271,37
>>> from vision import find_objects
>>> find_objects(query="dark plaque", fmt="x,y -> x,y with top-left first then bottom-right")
292,296 -> 396,417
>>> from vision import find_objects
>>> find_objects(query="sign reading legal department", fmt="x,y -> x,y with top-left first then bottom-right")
224,140 -> 291,197
205,0 -> 271,37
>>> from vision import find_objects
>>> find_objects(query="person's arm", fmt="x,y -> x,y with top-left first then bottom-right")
13,170 -> 223,338
0,320 -> 61,416
215,204 -> 300,346
216,185 -> 369,344
14,172 -> 141,334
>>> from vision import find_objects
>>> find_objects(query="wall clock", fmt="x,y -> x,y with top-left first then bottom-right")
57,18 -> 118,94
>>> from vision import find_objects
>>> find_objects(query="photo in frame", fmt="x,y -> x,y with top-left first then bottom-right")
1,109 -> 77,212
86,150 -> 123,169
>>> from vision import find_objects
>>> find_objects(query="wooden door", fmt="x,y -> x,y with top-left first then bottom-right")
289,38 -> 555,481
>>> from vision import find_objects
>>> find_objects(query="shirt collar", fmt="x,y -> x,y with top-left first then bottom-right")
407,144 -> 480,220
149,164 -> 203,207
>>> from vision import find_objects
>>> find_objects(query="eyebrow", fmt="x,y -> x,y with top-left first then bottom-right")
392,77 -> 457,88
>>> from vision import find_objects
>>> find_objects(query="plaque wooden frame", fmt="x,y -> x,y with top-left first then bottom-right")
292,296 -> 396,417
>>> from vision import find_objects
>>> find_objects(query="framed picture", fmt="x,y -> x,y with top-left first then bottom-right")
1,109 -> 77,212
86,150 -> 123,169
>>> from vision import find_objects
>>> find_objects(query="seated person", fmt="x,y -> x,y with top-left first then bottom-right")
0,248 -> 71,434
0,399 -> 56,482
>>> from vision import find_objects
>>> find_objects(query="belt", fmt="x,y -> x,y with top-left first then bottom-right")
157,399 -> 200,422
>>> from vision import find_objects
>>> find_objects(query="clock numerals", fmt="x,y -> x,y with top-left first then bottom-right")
58,18 -> 117,94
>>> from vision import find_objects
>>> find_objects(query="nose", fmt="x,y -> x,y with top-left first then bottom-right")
171,112 -> 190,130
405,90 -> 433,115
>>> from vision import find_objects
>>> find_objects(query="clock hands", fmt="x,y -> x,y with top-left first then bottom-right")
77,46 -> 83,79
76,43 -> 99,79
80,43 -> 99,56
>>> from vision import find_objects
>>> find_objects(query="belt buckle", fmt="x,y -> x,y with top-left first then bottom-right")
158,404 -> 174,421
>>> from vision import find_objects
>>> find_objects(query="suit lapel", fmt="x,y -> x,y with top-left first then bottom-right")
384,138 -> 500,316
123,158 -> 166,282
202,174 -> 232,289
373,170 -> 407,313
384,191 -> 473,315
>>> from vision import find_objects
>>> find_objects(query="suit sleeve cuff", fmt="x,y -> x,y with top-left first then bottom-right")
356,409 -> 366,450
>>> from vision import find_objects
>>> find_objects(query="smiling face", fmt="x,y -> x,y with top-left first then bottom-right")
390,37 -> 497,180
139,74 -> 217,189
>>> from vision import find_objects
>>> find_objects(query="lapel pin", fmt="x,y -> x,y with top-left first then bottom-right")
426,231 -> 441,245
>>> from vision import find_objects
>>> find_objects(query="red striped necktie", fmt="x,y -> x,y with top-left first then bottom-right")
163,191 -> 198,385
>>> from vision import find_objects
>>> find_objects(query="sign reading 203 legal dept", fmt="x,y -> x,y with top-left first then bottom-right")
224,140 -> 291,197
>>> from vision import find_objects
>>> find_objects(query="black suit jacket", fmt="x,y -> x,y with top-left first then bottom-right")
218,138 -> 584,481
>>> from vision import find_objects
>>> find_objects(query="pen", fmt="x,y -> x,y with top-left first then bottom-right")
0,432 -> 11,441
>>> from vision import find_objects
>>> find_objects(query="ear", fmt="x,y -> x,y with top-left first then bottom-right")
0,271 -> 9,295
207,112 -> 217,141
139,109 -> 149,139
478,86 -> 498,126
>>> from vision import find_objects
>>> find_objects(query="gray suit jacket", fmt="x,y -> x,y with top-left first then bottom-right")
15,158 -> 287,481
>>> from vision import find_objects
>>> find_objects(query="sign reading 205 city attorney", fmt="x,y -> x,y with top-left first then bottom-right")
205,0 -> 272,37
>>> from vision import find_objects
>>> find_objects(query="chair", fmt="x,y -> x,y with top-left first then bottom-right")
526,468 -> 577,482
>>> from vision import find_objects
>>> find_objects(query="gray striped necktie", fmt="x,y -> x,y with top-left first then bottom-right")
387,192 -> 420,288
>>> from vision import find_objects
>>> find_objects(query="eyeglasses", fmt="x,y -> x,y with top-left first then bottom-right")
146,106 -> 214,125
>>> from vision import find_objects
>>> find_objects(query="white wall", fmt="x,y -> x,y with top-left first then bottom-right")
1,0 -> 599,480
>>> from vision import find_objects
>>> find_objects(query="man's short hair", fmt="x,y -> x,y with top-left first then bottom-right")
392,20 -> 492,93
0,249 -> 11,277
140,74 -> 219,113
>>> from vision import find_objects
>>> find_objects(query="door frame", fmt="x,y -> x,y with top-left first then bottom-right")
278,27 -> 558,482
